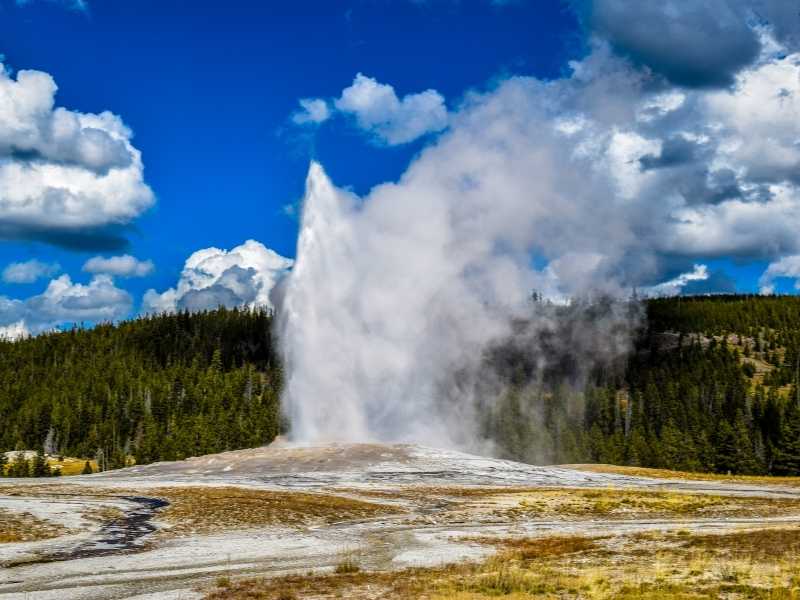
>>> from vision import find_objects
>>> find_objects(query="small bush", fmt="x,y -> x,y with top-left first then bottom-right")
334,554 -> 361,574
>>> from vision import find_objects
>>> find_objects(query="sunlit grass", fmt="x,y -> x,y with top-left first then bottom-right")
202,527 -> 800,599
565,463 -> 800,487
0,507 -> 68,543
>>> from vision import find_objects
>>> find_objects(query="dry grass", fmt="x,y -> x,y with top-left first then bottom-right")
470,535 -> 601,561
681,527 -> 800,560
0,507 -> 68,543
151,486 -> 401,537
0,483 -> 125,497
566,464 -> 800,488
440,487 -> 800,525
201,525 -> 800,599
0,456 -> 99,477
507,487 -> 800,518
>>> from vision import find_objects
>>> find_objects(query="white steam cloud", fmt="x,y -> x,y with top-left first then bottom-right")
279,18 -> 800,448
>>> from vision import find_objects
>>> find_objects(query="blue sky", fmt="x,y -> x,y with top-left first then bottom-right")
0,0 -> 583,324
0,0 -> 799,336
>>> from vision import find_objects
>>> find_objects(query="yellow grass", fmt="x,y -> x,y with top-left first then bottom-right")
0,507 -> 68,543
0,456 -> 99,477
202,527 -> 800,599
151,486 -> 401,537
47,457 -> 99,476
566,464 -> 800,487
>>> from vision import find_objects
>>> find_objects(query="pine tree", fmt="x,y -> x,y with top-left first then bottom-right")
8,454 -> 30,478
773,404 -> 800,475
31,451 -> 50,477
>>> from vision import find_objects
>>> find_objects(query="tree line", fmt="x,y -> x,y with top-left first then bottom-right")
2,297 -> 800,476
487,295 -> 800,475
0,307 -> 282,474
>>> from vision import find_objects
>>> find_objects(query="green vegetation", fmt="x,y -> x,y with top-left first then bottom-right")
584,296 -> 800,475
2,296 -> 800,477
485,295 -> 800,476
0,307 -> 282,471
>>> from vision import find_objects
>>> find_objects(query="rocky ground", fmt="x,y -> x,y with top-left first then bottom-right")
1,443 -> 799,599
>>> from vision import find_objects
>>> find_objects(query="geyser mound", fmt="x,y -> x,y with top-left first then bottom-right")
91,442 -> 630,489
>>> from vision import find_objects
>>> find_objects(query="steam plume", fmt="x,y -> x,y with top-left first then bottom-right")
278,29 -> 800,451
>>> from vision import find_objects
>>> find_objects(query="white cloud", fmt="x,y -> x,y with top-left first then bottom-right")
334,73 -> 448,144
292,74 -> 448,145
83,254 -> 154,278
643,265 -> 709,297
291,98 -> 331,125
2,259 -> 60,283
0,320 -> 29,341
25,274 -> 132,325
759,255 -> 800,294
142,240 -> 293,314
0,274 -> 132,335
0,62 -> 154,245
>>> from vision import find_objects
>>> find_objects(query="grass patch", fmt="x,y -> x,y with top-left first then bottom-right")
487,487 -> 800,521
152,486 -> 400,537
47,457 -> 99,476
566,463 -> 800,487
682,527 -> 800,560
201,526 -> 800,600
477,535 -> 601,560
333,553 -> 361,574
0,507 -> 68,543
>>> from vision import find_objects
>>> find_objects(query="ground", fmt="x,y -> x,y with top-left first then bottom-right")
0,443 -> 799,599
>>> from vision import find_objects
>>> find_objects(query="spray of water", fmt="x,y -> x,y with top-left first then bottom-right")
277,57 -> 657,452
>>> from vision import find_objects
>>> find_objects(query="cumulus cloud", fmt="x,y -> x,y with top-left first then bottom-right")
291,73 -> 448,145
142,240 -> 293,314
83,254 -> 154,278
759,255 -> 800,294
291,98 -> 331,125
577,0 -> 800,88
2,259 -> 60,283
334,73 -> 448,144
0,274 -> 132,337
0,62 -> 154,248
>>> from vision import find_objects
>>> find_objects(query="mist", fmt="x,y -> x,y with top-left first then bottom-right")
277,28 -> 800,455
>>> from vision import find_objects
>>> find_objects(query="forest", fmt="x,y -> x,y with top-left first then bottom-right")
486,295 -> 800,475
0,308 -> 282,472
2,296 -> 800,476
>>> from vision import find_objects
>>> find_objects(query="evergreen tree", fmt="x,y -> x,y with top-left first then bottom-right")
773,404 -> 800,475
31,451 -> 50,477
8,454 -> 30,478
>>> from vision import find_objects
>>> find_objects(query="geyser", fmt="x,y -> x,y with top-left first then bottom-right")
277,160 -> 637,451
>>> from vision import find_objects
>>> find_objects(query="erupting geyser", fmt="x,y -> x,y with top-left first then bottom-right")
277,160 -> 637,450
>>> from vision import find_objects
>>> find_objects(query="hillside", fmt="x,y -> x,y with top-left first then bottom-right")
0,308 -> 283,472
581,295 -> 800,476
1,297 -> 800,476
